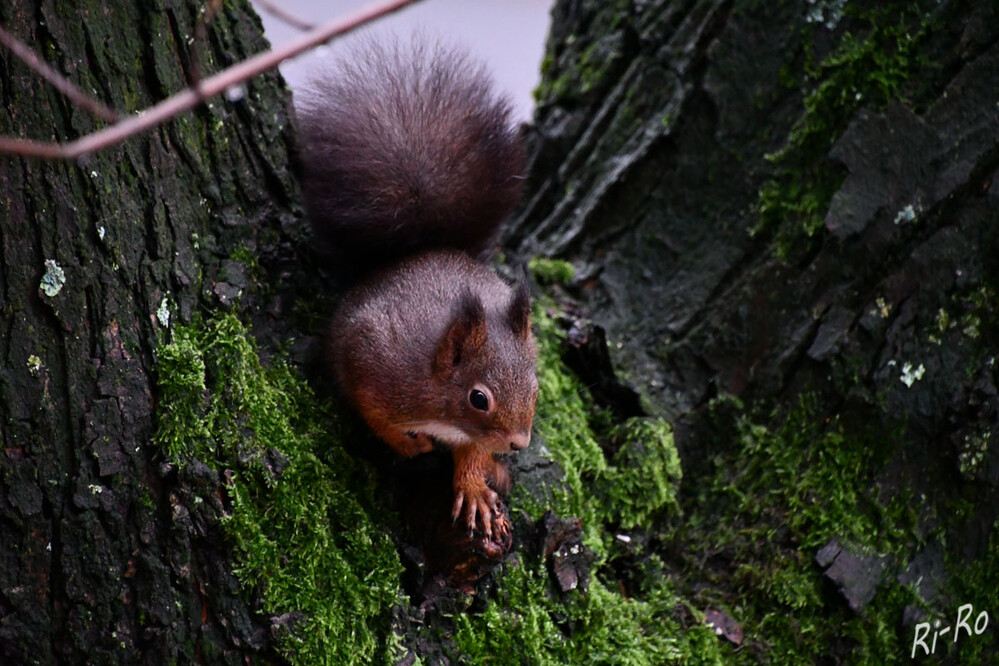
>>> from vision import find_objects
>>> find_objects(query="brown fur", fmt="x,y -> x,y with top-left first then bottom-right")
330,251 -> 537,536
295,37 -> 526,269
306,39 -> 536,539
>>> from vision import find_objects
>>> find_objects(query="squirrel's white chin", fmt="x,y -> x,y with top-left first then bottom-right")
414,421 -> 474,446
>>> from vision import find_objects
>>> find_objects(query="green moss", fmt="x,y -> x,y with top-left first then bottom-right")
526,307 -> 682,543
149,299 -> 982,664
228,244 -> 259,270
450,307 -> 711,663
598,418 -> 682,530
674,394 -> 930,662
521,306 -> 608,547
949,525 -> 999,662
697,394 -> 919,552
728,404 -> 899,549
533,2 -> 630,107
154,314 -> 402,665
453,557 -> 723,665
754,4 -> 933,258
528,257 -> 576,285
535,70 -> 574,106
577,39 -> 616,95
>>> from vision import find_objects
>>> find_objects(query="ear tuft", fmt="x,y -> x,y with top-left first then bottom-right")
508,272 -> 532,340
434,291 -> 487,374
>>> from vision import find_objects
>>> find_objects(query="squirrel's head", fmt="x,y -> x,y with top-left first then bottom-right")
431,281 -> 538,453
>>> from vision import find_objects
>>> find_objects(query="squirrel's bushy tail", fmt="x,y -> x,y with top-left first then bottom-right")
295,37 -> 526,267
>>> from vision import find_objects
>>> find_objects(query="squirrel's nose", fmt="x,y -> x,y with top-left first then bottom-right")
509,431 -> 531,451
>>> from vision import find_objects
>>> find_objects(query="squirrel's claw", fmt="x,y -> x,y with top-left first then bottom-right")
452,482 -> 500,539
494,512 -> 510,539
453,446 -> 512,540
451,491 -> 465,524
470,500 -> 485,538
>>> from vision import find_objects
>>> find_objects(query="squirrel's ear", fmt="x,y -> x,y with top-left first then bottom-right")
508,272 -> 532,340
434,292 -> 487,374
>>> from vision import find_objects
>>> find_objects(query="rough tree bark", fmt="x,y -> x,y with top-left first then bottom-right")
4,0 -> 999,663
0,0 -> 300,661
511,0 -> 998,656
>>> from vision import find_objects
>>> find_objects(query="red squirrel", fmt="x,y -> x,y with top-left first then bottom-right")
296,39 -> 538,539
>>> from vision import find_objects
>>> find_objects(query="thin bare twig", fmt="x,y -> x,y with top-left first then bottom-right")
253,0 -> 316,31
0,0 -> 422,161
0,24 -> 119,123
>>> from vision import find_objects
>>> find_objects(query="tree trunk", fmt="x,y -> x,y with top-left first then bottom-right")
517,0 -> 998,514
508,0 -> 999,659
0,0 -> 299,661
5,0 -> 999,662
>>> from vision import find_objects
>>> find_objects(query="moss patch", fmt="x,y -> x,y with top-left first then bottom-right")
149,302 -> 995,664
754,3 -> 934,258
528,257 -> 576,286
453,561 -> 722,665
673,395 -> 934,662
495,321 -> 979,665
448,307 -> 713,663
522,307 -> 682,550
599,418 -> 682,530
949,526 -> 999,662
155,314 -> 402,665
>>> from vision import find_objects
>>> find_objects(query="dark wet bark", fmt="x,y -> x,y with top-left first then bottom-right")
0,0 -> 300,661
4,0 -> 999,661
510,0 -> 999,621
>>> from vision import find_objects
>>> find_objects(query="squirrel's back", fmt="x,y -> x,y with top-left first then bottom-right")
295,38 -> 526,267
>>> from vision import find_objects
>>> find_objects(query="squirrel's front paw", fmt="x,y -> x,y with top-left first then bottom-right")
452,478 -> 506,540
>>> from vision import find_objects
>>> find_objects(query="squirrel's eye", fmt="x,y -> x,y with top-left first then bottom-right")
469,389 -> 489,411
